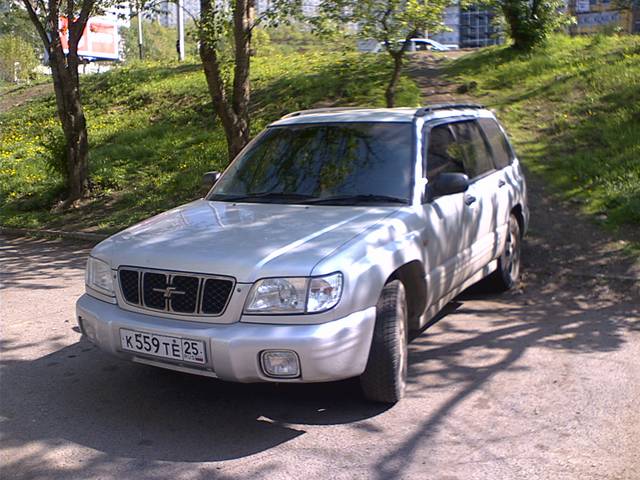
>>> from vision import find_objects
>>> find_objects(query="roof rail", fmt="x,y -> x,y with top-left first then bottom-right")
280,107 -> 373,119
414,103 -> 485,117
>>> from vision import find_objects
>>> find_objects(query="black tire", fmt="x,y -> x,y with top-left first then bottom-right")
484,213 -> 522,291
360,280 -> 408,404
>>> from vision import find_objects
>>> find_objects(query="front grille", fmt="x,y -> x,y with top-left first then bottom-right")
202,278 -> 235,314
118,267 -> 234,316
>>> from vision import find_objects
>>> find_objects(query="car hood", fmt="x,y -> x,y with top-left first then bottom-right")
92,199 -> 398,282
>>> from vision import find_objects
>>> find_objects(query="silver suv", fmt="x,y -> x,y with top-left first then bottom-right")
77,104 -> 529,403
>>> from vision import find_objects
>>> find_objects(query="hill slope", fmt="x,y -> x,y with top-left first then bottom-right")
0,52 -> 419,233
446,34 -> 640,233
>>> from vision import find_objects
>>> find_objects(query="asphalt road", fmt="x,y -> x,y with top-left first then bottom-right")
1,234 -> 639,480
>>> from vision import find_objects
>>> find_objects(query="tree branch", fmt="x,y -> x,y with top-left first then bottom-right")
71,0 -> 95,43
21,0 -> 51,48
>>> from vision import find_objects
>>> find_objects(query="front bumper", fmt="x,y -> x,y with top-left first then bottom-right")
76,294 -> 376,383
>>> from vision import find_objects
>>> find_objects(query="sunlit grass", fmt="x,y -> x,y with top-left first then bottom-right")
446,34 -> 640,230
0,51 -> 420,233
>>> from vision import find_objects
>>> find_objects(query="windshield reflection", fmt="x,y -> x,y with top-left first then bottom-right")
207,123 -> 413,205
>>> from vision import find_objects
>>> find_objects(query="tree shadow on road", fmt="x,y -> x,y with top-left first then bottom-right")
0,333 -> 390,478
0,236 -> 91,290
2,282 -> 638,480
2,232 -> 639,480
376,283 -> 639,479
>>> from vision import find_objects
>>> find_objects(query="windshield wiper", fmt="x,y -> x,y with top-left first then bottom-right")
301,194 -> 408,205
209,192 -> 316,203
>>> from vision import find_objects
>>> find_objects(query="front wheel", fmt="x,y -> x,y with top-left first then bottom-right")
360,280 -> 408,404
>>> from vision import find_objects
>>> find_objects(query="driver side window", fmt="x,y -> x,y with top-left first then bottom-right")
425,124 -> 465,180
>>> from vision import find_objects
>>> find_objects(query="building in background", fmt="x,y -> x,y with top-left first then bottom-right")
153,0 -> 320,27
568,0 -> 640,34
431,6 -> 460,46
431,3 -> 503,48
154,0 -> 200,27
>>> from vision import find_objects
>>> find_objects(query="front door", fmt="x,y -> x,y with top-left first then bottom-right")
449,120 -> 500,276
421,122 -> 472,308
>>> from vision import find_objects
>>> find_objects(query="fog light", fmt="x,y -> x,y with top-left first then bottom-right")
260,350 -> 300,378
78,316 -> 97,343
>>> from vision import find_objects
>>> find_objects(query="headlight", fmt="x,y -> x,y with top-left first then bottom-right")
307,272 -> 342,313
244,277 -> 307,313
244,273 -> 343,314
85,256 -> 114,296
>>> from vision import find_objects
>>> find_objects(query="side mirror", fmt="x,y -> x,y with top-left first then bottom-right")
202,171 -> 221,190
428,172 -> 469,200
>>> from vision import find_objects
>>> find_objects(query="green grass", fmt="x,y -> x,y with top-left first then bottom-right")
446,34 -> 640,231
0,51 -> 420,233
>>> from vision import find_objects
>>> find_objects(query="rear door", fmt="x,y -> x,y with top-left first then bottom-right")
449,120 -> 500,277
477,117 -> 516,244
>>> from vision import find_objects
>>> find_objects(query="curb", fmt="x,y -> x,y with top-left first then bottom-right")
0,226 -> 108,243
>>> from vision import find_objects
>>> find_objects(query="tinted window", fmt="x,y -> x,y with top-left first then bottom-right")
478,118 -> 513,169
425,124 -> 465,179
209,123 -> 413,202
450,121 -> 494,178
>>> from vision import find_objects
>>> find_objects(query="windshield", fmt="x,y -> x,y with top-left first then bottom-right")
207,122 -> 414,205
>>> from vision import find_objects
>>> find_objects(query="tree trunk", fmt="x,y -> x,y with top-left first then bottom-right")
501,1 -> 537,51
199,0 -> 254,163
21,0 -> 91,203
230,0 -> 253,159
385,52 -> 403,108
49,31 -> 90,202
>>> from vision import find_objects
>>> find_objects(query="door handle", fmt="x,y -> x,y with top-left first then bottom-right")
498,179 -> 506,188
464,195 -> 477,206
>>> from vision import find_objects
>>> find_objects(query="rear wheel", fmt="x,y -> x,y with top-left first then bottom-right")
484,213 -> 522,291
360,280 -> 408,404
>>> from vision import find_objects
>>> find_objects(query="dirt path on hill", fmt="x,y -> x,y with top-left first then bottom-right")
0,83 -> 53,114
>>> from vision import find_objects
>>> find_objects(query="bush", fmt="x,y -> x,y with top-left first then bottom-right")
41,128 -> 68,182
496,0 -> 568,51
0,35 -> 39,83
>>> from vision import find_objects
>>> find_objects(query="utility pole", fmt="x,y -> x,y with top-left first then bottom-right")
177,0 -> 185,61
137,3 -> 144,60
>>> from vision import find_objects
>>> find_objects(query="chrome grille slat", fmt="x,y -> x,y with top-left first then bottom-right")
118,267 -> 234,317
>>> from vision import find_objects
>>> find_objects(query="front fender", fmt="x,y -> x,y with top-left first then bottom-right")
312,208 -> 425,317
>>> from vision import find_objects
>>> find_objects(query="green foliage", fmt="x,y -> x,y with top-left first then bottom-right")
315,0 -> 454,52
487,0 -> 568,50
41,127 -> 68,181
0,51 -> 420,232
447,34 -> 640,228
0,1 -> 41,51
0,35 -> 40,82
251,28 -> 273,56
314,0 -> 454,107
121,20 -> 199,62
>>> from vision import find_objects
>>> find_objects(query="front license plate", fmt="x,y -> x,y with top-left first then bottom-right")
120,329 -> 206,364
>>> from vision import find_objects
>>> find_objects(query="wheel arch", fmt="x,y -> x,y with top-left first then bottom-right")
511,204 -> 525,238
388,260 -> 427,330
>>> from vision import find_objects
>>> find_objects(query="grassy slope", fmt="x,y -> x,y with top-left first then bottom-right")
446,34 -> 640,233
0,51 -> 419,233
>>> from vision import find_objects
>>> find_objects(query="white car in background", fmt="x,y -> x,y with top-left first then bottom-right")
362,38 -> 459,53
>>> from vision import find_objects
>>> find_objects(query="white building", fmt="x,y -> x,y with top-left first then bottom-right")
431,3 -> 503,48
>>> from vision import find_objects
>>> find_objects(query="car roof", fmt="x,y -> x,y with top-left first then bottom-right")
270,105 -> 493,126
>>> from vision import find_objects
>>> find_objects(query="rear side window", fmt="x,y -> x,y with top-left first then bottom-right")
478,118 -> 513,169
425,124 -> 465,180
450,121 -> 494,179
